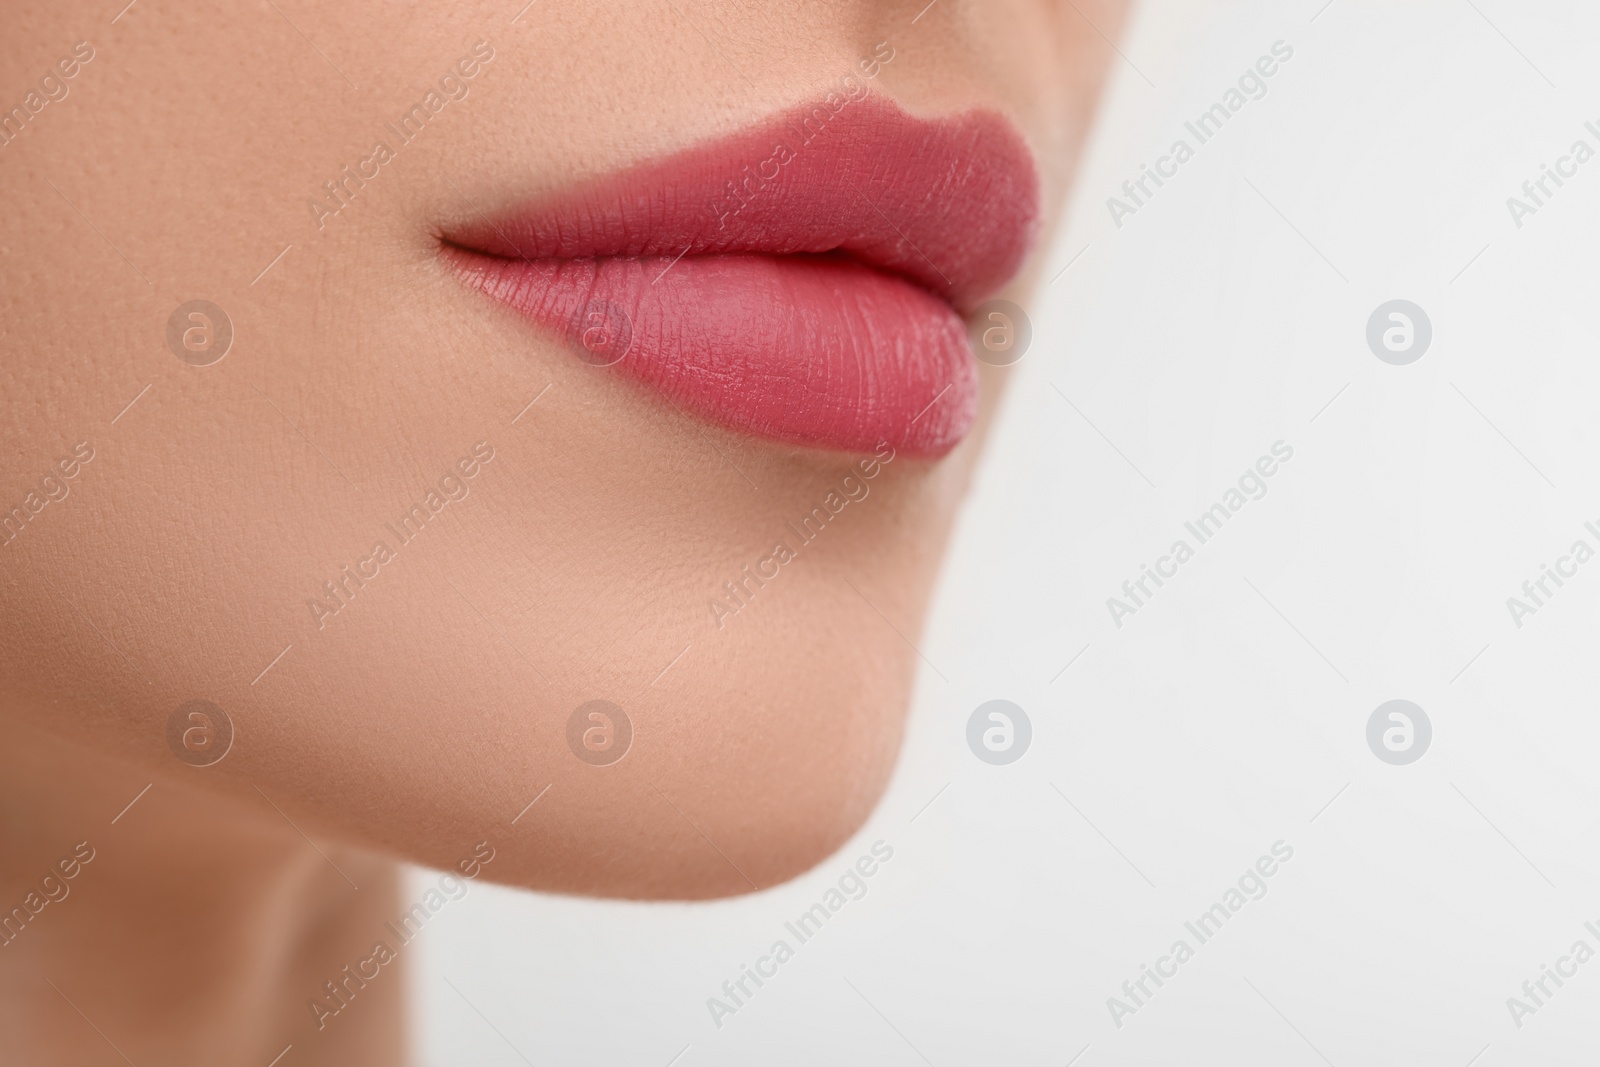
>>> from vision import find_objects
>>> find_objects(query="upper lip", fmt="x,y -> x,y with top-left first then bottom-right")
440,96 -> 1039,312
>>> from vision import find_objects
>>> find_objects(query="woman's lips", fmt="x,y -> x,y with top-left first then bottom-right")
443,95 -> 1040,458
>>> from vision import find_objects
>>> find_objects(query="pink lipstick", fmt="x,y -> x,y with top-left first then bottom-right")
443,96 -> 1039,457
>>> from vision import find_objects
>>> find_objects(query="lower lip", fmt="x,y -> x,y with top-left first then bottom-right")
448,249 -> 977,457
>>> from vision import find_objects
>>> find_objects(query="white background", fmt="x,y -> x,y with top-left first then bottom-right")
412,1 -> 1600,1062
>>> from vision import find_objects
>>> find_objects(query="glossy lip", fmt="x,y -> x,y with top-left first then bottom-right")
442,95 -> 1040,458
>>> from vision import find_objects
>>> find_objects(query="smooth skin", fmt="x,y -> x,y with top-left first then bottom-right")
0,1 -> 1126,1062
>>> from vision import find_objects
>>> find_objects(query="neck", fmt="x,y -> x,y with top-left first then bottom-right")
0,724 -> 406,1066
